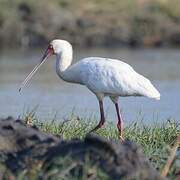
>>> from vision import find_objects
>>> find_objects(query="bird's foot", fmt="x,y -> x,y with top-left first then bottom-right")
88,126 -> 101,134
117,124 -> 124,141
88,122 -> 104,134
119,134 -> 124,141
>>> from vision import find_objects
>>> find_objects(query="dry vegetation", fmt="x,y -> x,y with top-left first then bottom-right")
0,0 -> 180,48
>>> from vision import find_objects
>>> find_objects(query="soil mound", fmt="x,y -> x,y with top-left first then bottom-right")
0,117 -> 164,179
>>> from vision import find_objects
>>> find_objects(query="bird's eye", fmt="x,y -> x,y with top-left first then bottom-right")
49,44 -> 53,49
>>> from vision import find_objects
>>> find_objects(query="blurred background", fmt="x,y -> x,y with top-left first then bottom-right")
0,0 -> 179,124
1,0 -> 180,48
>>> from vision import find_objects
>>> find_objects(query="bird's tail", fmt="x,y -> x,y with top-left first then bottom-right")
144,82 -> 160,100
148,87 -> 160,100
137,74 -> 160,100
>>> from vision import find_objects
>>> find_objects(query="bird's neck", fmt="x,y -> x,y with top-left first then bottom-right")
55,47 -> 73,81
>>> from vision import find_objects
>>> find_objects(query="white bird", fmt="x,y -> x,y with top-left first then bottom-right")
19,39 -> 160,139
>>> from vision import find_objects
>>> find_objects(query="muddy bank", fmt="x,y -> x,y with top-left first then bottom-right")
1,0 -> 180,48
0,117 -> 164,179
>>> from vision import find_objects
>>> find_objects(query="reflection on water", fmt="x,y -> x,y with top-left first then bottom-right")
0,48 -> 180,124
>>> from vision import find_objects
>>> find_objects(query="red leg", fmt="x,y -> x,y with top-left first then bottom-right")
90,100 -> 105,132
115,102 -> 124,140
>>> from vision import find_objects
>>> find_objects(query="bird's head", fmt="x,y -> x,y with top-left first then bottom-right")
50,39 -> 72,54
19,39 -> 72,92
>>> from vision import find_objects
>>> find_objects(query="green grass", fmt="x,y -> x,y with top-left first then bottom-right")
35,117 -> 179,178
22,109 -> 179,179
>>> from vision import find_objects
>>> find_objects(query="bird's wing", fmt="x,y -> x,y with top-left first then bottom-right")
79,57 -> 160,99
79,58 -> 136,95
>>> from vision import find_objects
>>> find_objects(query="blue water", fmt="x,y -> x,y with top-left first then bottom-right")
0,48 -> 180,125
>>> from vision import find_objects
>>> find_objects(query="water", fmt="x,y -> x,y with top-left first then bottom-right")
0,48 -> 180,124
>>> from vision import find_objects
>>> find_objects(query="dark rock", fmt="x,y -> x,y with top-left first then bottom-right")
0,117 -> 164,179
43,134 -> 164,180
0,117 -> 59,174
0,117 -> 58,152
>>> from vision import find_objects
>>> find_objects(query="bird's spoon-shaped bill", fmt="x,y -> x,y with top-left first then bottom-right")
19,47 -> 53,92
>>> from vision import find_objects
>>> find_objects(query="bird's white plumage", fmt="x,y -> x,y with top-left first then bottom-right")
52,39 -> 160,101
63,57 -> 160,100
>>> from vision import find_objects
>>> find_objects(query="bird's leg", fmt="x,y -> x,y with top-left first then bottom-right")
115,102 -> 124,140
90,100 -> 105,132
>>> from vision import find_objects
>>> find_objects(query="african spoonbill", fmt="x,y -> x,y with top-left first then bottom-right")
19,39 -> 160,139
